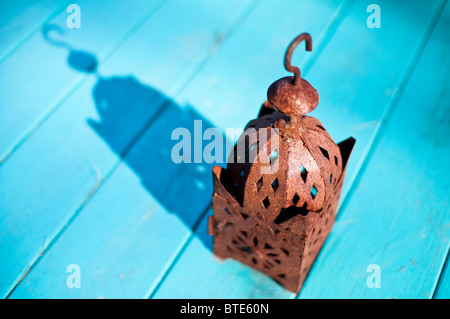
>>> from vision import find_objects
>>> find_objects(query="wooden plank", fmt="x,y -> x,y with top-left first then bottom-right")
8,164 -> 192,299
0,0 -> 68,61
0,0 -> 165,162
8,101 -> 226,298
0,76 -> 119,298
297,0 -> 450,298
96,0 -> 257,99
0,0 -> 167,296
1,0 -> 251,298
152,0 -> 444,298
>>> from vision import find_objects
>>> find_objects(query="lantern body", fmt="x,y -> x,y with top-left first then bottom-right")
209,104 -> 355,293
208,33 -> 355,293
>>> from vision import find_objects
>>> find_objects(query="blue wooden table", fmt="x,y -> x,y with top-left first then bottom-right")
1,0 -> 449,299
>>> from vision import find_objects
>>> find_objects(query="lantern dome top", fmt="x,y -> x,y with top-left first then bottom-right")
226,33 -> 343,223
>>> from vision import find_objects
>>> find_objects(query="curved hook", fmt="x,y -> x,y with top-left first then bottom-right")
284,33 -> 312,86
42,24 -> 72,49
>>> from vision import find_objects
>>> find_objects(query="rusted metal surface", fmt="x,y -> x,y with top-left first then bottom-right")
209,33 -> 355,293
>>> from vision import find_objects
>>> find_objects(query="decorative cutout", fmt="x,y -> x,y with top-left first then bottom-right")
240,212 -> 249,220
274,204 -> 308,224
319,146 -> 330,160
263,197 -> 270,209
256,176 -> 263,191
311,185 -> 318,199
269,150 -> 278,167
271,178 -> 279,193
292,193 -> 300,205
300,165 -> 308,183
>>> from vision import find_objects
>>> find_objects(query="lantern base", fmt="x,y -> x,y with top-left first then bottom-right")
209,137 -> 355,293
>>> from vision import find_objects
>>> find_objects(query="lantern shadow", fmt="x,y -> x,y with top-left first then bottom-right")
88,74 -> 224,251
65,59 -> 224,254
43,23 -> 224,251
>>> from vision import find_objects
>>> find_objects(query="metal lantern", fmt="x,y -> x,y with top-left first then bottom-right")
208,33 -> 355,293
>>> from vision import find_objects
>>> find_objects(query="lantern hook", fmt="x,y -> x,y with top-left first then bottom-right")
284,33 -> 312,86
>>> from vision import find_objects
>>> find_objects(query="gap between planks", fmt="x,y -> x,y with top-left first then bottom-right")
145,202 -> 212,299
432,240 -> 450,298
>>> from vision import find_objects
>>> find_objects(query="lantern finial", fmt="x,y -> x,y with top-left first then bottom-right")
267,32 -> 319,117
284,32 -> 312,86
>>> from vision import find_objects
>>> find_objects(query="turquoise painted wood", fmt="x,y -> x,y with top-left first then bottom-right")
8,163 -> 192,299
6,0 -> 345,299
1,0 -> 449,299
151,0 -> 449,298
0,0 -> 165,162
0,0 -> 252,298
298,0 -> 450,298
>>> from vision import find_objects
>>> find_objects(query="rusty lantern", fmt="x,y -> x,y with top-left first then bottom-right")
208,33 -> 355,293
